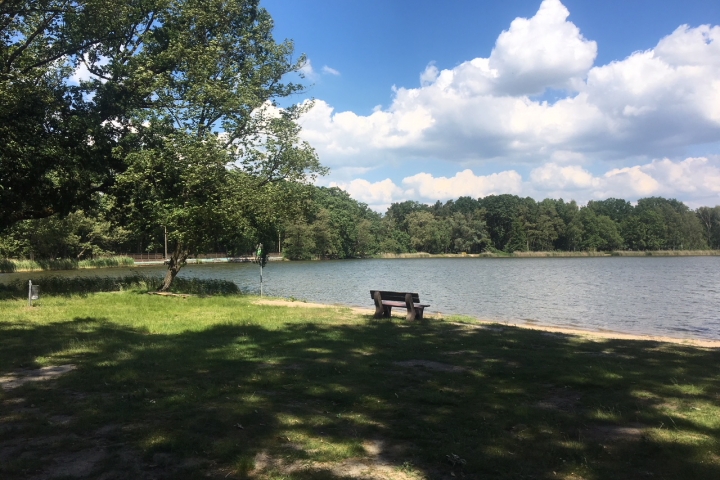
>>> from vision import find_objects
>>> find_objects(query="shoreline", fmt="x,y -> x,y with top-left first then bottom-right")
254,298 -> 720,348
4,249 -> 719,273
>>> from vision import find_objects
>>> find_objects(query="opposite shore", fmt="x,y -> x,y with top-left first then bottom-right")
4,249 -> 720,273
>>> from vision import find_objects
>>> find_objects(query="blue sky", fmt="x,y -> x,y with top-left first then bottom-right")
262,0 -> 720,210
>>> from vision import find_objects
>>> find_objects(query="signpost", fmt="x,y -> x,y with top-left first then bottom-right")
28,280 -> 39,306
256,243 -> 268,296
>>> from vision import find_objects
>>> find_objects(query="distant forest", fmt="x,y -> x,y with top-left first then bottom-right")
2,186 -> 719,260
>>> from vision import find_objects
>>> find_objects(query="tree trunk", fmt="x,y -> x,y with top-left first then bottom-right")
159,245 -> 189,292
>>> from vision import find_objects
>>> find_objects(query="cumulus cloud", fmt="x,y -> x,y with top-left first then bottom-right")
529,156 -> 720,204
299,0 -> 720,176
330,157 -> 720,211
488,0 -> 597,95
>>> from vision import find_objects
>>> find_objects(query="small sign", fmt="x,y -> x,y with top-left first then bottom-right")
28,280 -> 39,306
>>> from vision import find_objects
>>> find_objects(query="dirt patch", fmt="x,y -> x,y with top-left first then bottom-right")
48,415 -> 73,427
36,448 -> 108,479
252,445 -> 421,480
393,360 -> 466,373
0,365 -> 76,390
535,391 -> 583,412
584,424 -> 647,442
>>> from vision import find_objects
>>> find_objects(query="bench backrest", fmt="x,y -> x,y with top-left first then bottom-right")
370,290 -> 420,303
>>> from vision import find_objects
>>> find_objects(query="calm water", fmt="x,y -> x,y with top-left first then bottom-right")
4,257 -> 720,340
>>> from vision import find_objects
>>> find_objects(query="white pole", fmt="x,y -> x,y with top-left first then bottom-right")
28,280 -> 32,307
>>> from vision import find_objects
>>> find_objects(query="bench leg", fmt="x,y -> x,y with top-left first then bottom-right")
405,293 -> 416,321
373,291 -> 384,319
416,307 -> 424,320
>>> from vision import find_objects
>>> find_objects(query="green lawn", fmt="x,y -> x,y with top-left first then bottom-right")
1,292 -> 719,479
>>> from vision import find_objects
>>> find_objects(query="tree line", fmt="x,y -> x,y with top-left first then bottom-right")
4,187 -> 720,262
280,190 -> 720,259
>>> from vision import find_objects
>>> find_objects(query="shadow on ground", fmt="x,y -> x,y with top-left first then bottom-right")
1,309 -> 719,479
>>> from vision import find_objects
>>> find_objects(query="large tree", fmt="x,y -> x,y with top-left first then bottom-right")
112,0 -> 325,290
0,0 -> 165,230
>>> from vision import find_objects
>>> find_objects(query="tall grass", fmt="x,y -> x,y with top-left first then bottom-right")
0,274 -> 239,297
77,256 -> 135,268
611,249 -> 720,256
0,256 -> 135,273
511,251 -> 610,257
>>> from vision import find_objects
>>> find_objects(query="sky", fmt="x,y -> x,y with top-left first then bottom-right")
265,0 -> 720,211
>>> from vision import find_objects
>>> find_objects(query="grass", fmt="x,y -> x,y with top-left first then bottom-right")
0,256 -> 135,273
0,293 -> 719,479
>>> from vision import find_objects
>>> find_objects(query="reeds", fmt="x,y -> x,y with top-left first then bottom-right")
0,274 -> 239,297
373,250 -> 720,259
0,256 -> 135,273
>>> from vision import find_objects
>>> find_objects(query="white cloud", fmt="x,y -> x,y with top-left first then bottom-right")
331,157 -> 720,211
322,65 -> 341,76
299,58 -> 316,79
298,0 -> 720,176
329,178 -> 406,212
488,0 -> 597,95
402,169 -> 523,201
529,156 -> 720,203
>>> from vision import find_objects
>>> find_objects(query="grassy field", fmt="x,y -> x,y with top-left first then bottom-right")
1,292 -> 719,479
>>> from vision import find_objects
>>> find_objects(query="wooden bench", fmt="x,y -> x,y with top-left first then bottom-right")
370,290 -> 430,321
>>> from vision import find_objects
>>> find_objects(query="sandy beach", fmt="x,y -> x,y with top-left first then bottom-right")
254,298 -> 720,349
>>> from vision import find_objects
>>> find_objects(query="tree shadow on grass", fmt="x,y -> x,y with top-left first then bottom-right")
1,314 -> 719,479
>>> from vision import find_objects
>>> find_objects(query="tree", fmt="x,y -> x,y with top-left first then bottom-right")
569,208 -> 623,251
407,211 -> 450,253
283,219 -> 315,261
0,0 -> 166,230
478,194 -> 525,251
697,206 -> 720,249
586,198 -> 633,224
448,212 -> 489,253
112,0 -> 325,290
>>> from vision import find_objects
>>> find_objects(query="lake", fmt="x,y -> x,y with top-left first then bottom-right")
3,257 -> 720,341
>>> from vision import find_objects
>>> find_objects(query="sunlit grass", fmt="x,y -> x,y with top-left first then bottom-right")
0,292 -> 719,479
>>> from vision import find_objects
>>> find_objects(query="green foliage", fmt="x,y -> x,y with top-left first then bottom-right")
0,207 -> 129,260
569,208 -> 623,251
697,206 -> 720,249
0,0 -> 170,229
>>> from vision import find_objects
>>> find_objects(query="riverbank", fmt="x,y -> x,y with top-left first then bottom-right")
1,291 -> 718,479
255,298 -> 720,348
377,249 -> 720,259
5,250 -> 718,274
